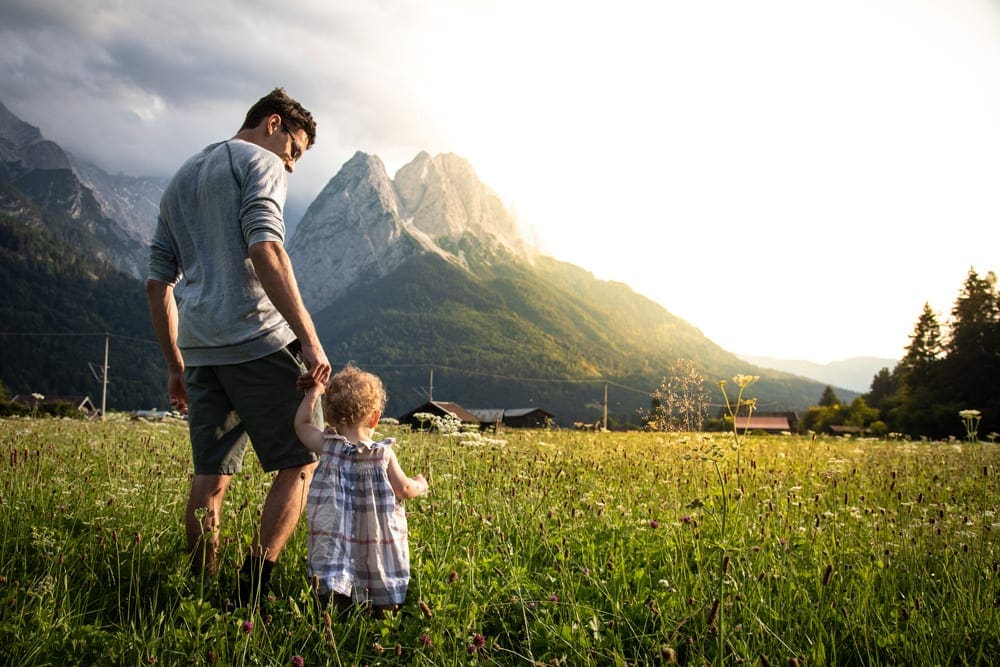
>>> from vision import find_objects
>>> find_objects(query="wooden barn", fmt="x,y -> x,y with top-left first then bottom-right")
829,424 -> 866,436
398,400 -> 481,429
12,394 -> 98,417
734,411 -> 798,434
467,407 -> 554,429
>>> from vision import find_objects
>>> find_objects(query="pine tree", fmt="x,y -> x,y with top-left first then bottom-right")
896,302 -> 944,389
818,385 -> 840,407
885,303 -> 949,438
941,267 -> 1000,418
865,367 -> 896,413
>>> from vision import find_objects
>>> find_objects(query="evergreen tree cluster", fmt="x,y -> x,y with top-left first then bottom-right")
860,267 -> 1000,440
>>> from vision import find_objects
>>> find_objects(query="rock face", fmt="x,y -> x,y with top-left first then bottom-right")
1,98 -> 527,288
288,150 -> 532,313
0,100 -> 164,277
395,151 -> 526,256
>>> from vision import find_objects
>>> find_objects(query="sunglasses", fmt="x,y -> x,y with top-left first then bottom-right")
281,119 -> 305,162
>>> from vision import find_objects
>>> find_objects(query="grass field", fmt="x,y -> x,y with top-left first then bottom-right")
1,415 -> 998,665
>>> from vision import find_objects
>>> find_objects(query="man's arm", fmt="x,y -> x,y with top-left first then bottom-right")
248,240 -> 331,387
145,279 -> 188,412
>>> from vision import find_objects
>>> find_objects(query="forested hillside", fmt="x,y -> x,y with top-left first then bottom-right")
0,209 -> 164,409
313,249 -> 833,425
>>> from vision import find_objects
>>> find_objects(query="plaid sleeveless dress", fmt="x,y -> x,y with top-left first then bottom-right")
307,432 -> 410,605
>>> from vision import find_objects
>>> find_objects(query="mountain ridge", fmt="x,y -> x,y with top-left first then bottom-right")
738,355 -> 893,393
0,99 -> 862,420
0,99 -> 164,278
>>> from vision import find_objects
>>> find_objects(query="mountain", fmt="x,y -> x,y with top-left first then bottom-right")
0,206 -> 166,409
1,99 -> 836,421
738,355 -> 896,393
0,100 -> 166,409
290,151 -> 836,424
288,151 -> 530,313
0,100 -> 164,278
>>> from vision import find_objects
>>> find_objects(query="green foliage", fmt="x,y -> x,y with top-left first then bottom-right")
818,385 -> 840,407
2,418 -> 999,665
314,252 -> 831,426
801,396 -> 881,435
0,213 -> 166,410
643,358 -> 711,431
868,268 -> 1000,439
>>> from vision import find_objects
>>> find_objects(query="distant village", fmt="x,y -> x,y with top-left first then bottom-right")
9,392 -> 834,436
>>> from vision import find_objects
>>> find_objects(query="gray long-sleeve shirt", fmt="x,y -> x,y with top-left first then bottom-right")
148,139 -> 297,366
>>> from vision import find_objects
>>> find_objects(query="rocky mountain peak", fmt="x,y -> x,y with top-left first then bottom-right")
0,100 -> 43,154
288,151 -> 444,311
0,101 -> 70,171
288,150 -> 533,314
0,99 -> 163,276
394,151 -> 526,256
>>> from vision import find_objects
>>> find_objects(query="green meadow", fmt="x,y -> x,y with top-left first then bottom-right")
1,416 -> 998,666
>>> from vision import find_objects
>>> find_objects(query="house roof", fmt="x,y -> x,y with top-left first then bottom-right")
830,425 -> 865,434
466,407 -> 554,422
432,401 -> 480,423
735,415 -> 791,431
504,408 -> 553,418
12,394 -> 96,411
467,409 -> 504,422
402,400 -> 480,423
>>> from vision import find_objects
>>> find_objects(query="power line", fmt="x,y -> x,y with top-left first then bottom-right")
4,331 -> 794,407
0,331 -> 159,345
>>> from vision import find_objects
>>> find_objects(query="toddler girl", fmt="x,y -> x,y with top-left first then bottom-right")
294,363 -> 428,615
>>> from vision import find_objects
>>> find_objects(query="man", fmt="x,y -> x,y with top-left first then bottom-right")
146,88 -> 331,609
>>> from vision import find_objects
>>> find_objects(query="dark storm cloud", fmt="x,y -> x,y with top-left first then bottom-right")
0,0 -> 450,222
0,0 -> 405,181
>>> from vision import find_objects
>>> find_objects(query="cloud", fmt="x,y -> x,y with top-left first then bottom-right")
0,0 -> 432,183
4,0 -> 1000,362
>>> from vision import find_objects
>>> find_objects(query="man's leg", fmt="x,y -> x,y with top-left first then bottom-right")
233,461 -> 317,608
257,461 -> 317,560
219,345 -> 320,607
186,473 -> 233,576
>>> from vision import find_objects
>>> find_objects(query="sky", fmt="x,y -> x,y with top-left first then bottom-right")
2,0 -> 1000,365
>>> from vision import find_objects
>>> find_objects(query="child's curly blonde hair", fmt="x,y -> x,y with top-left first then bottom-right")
322,363 -> 387,429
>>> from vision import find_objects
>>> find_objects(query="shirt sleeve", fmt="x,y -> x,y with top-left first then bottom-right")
147,214 -> 181,285
236,147 -> 288,247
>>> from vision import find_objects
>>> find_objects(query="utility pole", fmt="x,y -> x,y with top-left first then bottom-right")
428,368 -> 434,402
100,332 -> 109,421
603,381 -> 608,431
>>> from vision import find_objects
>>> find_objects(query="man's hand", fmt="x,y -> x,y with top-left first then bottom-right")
168,369 -> 189,413
295,341 -> 331,389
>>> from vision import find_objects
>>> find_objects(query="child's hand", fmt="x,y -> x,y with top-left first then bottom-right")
297,372 -> 326,392
412,474 -> 429,495
300,378 -> 326,395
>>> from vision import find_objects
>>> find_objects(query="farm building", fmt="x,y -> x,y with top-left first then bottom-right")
11,394 -> 98,417
734,412 -> 798,434
829,424 -> 866,436
467,407 -> 555,429
398,400 -> 481,429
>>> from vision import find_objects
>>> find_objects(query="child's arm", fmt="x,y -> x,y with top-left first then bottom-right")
294,384 -> 327,454
386,449 -> 429,500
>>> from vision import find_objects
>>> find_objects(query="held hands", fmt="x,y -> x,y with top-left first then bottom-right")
296,341 -> 331,390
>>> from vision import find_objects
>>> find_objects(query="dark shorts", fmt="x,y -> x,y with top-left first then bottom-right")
186,343 -> 322,475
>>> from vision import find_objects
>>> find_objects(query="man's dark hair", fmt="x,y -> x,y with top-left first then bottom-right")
240,87 -> 317,148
